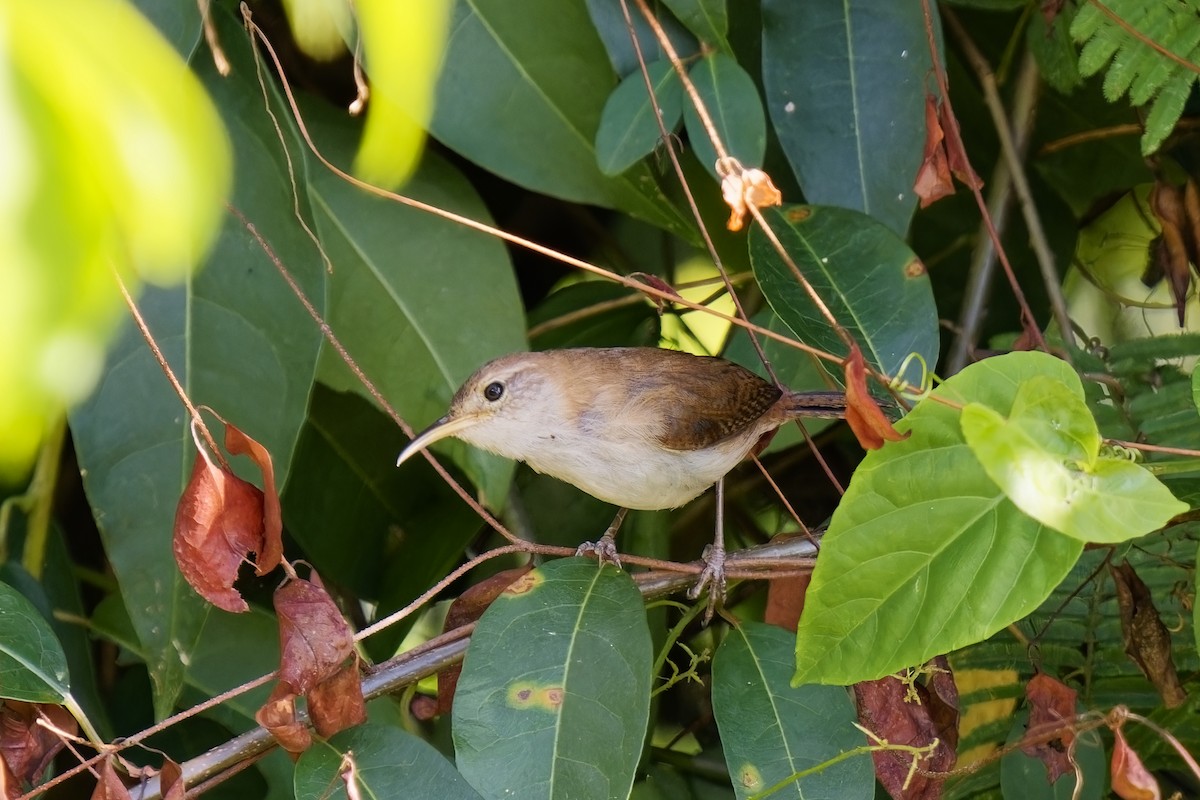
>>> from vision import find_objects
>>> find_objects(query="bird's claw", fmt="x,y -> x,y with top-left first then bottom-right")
688,544 -> 727,623
576,531 -> 622,569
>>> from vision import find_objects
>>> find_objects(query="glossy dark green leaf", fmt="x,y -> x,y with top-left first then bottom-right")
433,0 -> 692,236
304,104 -> 523,508
713,622 -> 871,799
295,723 -> 483,800
454,559 -> 652,800
684,54 -> 766,180
69,9 -> 324,718
528,281 -> 659,350
0,581 -> 69,703
749,204 -> 938,387
760,0 -> 934,235
596,61 -> 683,176
662,0 -> 729,51
794,353 -> 1085,686
584,0 -> 698,77
283,386 -> 484,659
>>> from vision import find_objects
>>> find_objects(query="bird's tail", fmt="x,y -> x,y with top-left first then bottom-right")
780,391 -> 849,419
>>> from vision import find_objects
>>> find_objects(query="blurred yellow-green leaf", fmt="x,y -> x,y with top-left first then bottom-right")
353,0 -> 453,187
281,0 -> 354,61
0,0 -> 231,479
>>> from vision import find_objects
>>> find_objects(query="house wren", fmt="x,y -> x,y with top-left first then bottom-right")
395,347 -> 847,615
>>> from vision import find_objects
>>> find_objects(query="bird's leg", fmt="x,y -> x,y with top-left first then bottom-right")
575,507 -> 629,568
688,479 -> 727,622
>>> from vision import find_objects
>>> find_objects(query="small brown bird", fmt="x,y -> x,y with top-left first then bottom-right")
396,347 -> 847,615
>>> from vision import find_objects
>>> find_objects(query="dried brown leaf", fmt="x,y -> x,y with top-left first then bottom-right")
914,95 -> 954,209
437,564 -> 535,716
844,346 -> 908,450
1111,725 -> 1160,800
223,423 -> 283,575
160,757 -> 185,800
309,658 -> 367,738
0,701 -> 75,785
255,682 -> 312,755
764,571 -> 810,631
855,669 -> 955,799
939,103 -> 983,190
91,757 -> 132,800
1112,562 -> 1187,708
173,453 -> 266,612
1020,673 -> 1077,783
275,576 -> 355,693
721,167 -> 781,232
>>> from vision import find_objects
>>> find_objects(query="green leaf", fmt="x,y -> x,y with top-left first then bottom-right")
794,352 -> 1086,686
1027,7 -> 1082,95
584,0 -> 698,78
454,559 -> 652,800
661,0 -> 729,51
712,622 -> 871,799
683,53 -> 765,180
1000,709 -> 1105,799
961,375 -> 1186,544
749,204 -> 938,386
431,0 -> 692,237
0,581 -> 69,703
304,104 -> 524,508
760,0 -> 935,235
596,61 -> 682,176
295,723 -> 483,800
69,9 -> 324,718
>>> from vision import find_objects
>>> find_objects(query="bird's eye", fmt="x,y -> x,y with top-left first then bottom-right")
483,381 -> 504,402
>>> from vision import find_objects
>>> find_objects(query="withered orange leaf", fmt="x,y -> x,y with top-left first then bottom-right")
173,453 -> 265,613
1020,672 -> 1077,784
0,701 -> 76,785
255,682 -> 311,755
91,757 -> 132,800
1111,725 -> 1160,800
764,570 -> 810,632
914,94 -> 954,209
159,757 -> 185,800
1111,562 -> 1187,708
274,576 -> 354,693
1150,182 -> 1191,326
940,102 -> 983,191
844,346 -> 908,451
223,423 -> 283,575
854,670 -> 955,800
437,564 -> 535,716
721,167 -> 782,232
308,658 -> 367,739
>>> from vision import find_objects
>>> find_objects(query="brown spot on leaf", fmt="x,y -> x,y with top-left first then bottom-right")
504,571 -> 542,596
905,259 -> 927,278
785,207 -> 811,223
738,764 -> 763,790
539,687 -> 564,709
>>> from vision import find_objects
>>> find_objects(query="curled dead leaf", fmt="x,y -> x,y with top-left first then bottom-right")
274,575 -> 355,693
843,346 -> 908,450
721,164 -> 782,232
1111,562 -> 1187,708
1020,673 -> 1077,784
91,757 -> 132,800
223,423 -> 283,575
0,701 -> 76,786
914,95 -> 954,209
255,682 -> 311,755
1111,725 -> 1160,800
308,657 -> 366,739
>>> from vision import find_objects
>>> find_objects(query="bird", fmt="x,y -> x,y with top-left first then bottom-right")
395,346 -> 848,617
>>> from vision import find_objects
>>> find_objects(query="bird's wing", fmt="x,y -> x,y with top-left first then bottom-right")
651,357 -> 781,451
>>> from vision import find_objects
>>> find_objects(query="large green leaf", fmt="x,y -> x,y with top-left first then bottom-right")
760,0 -> 934,235
749,204 -> 938,386
304,103 -> 523,508
794,353 -> 1085,686
596,61 -> 682,176
713,622 -> 871,799
69,11 -> 324,718
961,375 -> 1186,543
454,559 -> 652,800
295,723 -> 483,800
684,53 -> 766,180
0,581 -> 68,703
584,0 -> 698,78
431,0 -> 692,237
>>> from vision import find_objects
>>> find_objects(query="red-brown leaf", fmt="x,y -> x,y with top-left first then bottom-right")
223,423 -> 283,575
160,757 -> 185,800
939,102 -> 983,190
764,570 -> 810,631
0,755 -> 17,800
437,564 -> 535,716
855,670 -> 955,799
91,757 -> 132,800
844,346 -> 908,451
173,453 -> 266,612
914,95 -> 955,209
0,701 -> 76,785
1020,673 -> 1077,783
275,576 -> 355,693
308,658 -> 367,739
1111,725 -> 1160,800
255,682 -> 312,755
1111,562 -> 1187,708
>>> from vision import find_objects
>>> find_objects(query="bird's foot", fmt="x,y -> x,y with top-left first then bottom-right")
575,529 -> 622,569
688,543 -> 727,623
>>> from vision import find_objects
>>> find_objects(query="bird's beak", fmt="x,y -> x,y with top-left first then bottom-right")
395,413 -> 481,467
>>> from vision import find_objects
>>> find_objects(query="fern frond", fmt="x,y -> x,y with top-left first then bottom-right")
1071,0 -> 1200,155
